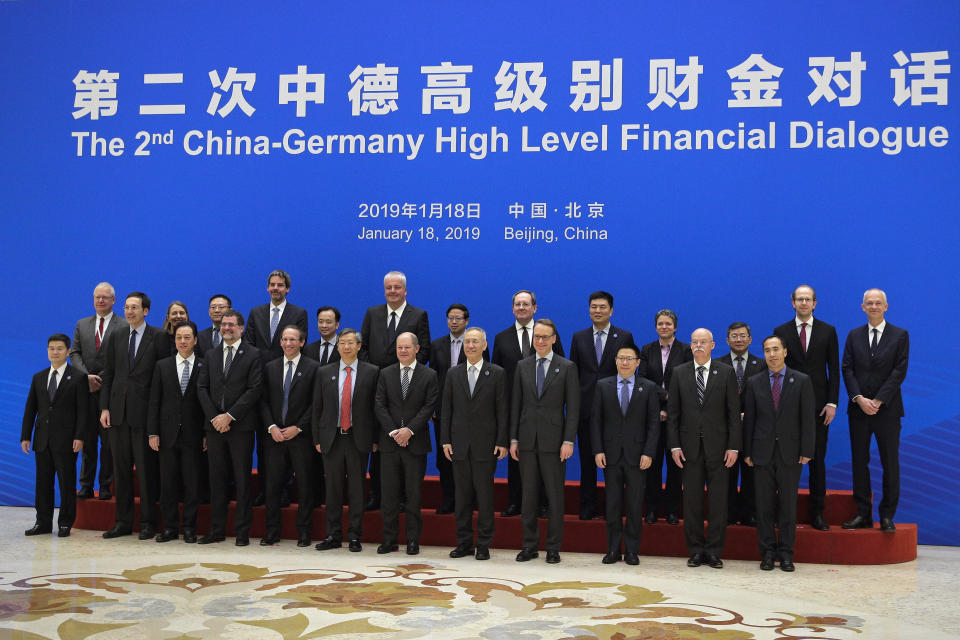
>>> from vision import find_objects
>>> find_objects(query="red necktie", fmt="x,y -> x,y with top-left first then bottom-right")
340,366 -> 352,431
800,322 -> 808,353
95,316 -> 104,351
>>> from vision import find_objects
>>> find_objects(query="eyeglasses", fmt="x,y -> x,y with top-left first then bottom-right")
447,315 -> 466,321
728,333 -> 749,340
532,334 -> 554,341
615,356 -> 637,362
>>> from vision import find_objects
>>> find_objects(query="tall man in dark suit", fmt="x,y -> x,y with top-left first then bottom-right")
773,285 -> 839,531
259,325 -> 321,548
99,291 -> 168,540
70,282 -> 120,501
591,344 -> 660,566
303,306 -> 342,365
639,309 -> 692,525
716,322 -> 767,526
841,289 -> 909,532
147,321 -> 205,544
374,332 -> 439,555
361,270 -> 431,510
492,290 -> 564,517
21,334 -> 87,537
743,335 -> 815,572
197,310 -> 263,546
569,290 -> 635,521
510,319 -> 579,564
441,327 -> 508,561
197,294 -> 231,356
668,328 -> 741,569
313,329 -> 380,552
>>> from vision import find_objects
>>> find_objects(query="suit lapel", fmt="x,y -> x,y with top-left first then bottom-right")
540,357 -> 560,395
785,324 -> 806,365
598,328 -> 617,370
133,327 -> 153,368
700,364 -> 719,405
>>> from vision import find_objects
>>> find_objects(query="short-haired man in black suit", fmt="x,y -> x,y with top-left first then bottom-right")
197,294 -> 231,356
21,334 -> 87,538
303,306 -> 342,366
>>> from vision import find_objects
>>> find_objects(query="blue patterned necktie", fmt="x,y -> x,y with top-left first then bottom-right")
619,377 -> 630,416
180,359 -> 190,395
536,358 -> 546,397
401,366 -> 411,399
696,366 -> 706,406
595,330 -> 604,364
270,307 -> 280,342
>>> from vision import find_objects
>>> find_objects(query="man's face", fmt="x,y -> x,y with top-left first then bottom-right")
175,326 -> 197,358
462,331 -> 486,363
124,296 -> 148,327
384,277 -> 407,307
268,276 -> 289,305
763,337 -> 787,372
690,329 -> 714,364
167,304 -> 187,327
316,310 -> 339,340
589,298 -> 612,328
208,297 -> 229,325
615,348 -> 639,379
862,290 -> 888,324
280,327 -> 304,359
93,286 -> 115,315
656,315 -> 676,341
792,286 -> 817,319
726,327 -> 751,355
532,323 -> 556,357
47,341 -> 68,368
219,315 -> 242,344
396,334 -> 420,366
338,334 -> 360,362
447,308 -> 467,337
513,293 -> 536,324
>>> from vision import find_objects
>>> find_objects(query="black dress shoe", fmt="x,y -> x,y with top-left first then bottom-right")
516,548 -> 539,562
377,542 -> 399,554
138,526 -> 156,540
97,490 -> 112,500
25,524 -> 52,536
77,488 -> 95,500
365,496 -> 381,511
235,534 -> 250,546
624,552 -> 639,566
780,558 -> 796,572
406,542 -> 420,555
687,553 -> 703,567
602,552 -> 621,564
475,545 -> 490,560
666,513 -> 680,525
183,531 -> 197,544
545,550 -> 561,564
348,539 -> 362,552
252,492 -> 266,507
450,543 -> 475,558
579,507 -> 597,521
811,515 -> 829,531
645,512 -> 658,525
842,515 -> 873,529
705,553 -> 724,569
198,533 -> 225,544
880,517 -> 896,532
437,504 -> 455,515
260,534 -> 280,546
315,536 -> 342,551
58,526 -> 71,538
297,533 -> 311,547
156,530 -> 179,543
760,554 -> 776,571
501,504 -> 521,517
103,525 -> 133,539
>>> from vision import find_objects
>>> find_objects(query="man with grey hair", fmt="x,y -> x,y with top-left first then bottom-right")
71,282 -> 122,500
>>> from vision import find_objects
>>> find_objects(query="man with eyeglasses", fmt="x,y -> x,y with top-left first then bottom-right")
198,294 -> 232,357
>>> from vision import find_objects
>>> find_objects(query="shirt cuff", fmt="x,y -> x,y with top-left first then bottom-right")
826,403 -> 837,408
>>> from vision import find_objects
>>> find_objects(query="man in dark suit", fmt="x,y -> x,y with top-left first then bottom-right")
510,319 -> 579,564
147,321 -> 205,543
21,334 -> 87,537
258,325 -> 321,548
569,290 -> 635,521
313,329 -> 380,552
70,282 -> 120,501
99,291 -> 168,540
773,285 -> 839,531
197,309 -> 263,546
361,270 -> 431,510
590,344 -> 659,565
303,306 -> 342,366
441,327 -> 508,561
491,290 -> 564,517
374,332 -> 439,555
841,288 -> 909,532
197,294 -> 231,356
716,322 -> 767,526
743,335 -> 815,572
668,328 -> 741,569
638,309 -> 692,525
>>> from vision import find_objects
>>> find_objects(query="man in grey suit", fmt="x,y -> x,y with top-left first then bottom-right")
510,319 -> 579,564
668,328 -> 741,569
70,282 -> 121,500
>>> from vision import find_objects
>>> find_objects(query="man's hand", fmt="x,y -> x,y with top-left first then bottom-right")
280,426 -> 302,440
87,374 -> 102,393
820,405 -> 836,426
639,455 -> 652,470
443,444 -> 453,461
269,425 -> 285,443
211,413 -> 232,432
393,427 -> 413,447
372,443 -> 379,453
799,456 -> 811,464
745,456 -> 754,467
202,437 -> 207,452
148,435 -> 160,452
659,410 -> 667,422
20,440 -> 30,454
494,445 -> 507,460
671,448 -> 685,469
560,442 -> 574,461
856,396 -> 879,416
315,444 -> 323,453
723,449 -> 738,468
595,452 -> 606,469
73,439 -> 83,453
100,409 -> 111,429
509,442 -> 519,461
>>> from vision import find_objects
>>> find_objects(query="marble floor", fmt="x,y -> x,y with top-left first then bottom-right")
0,506 -> 956,640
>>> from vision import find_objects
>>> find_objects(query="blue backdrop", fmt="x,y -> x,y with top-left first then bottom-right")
1,2 -> 957,545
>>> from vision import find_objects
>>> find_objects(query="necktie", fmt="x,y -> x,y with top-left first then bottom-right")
180,359 -> 190,395
270,307 -> 280,342
401,366 -> 411,399
521,326 -> 530,357
282,360 -> 294,423
321,341 -> 330,364
96,316 -> 104,351
696,365 -> 705,406
128,329 -> 137,368
451,338 -> 461,366
735,356 -> 745,391
595,330 -> 605,364
870,328 -> 879,356
620,378 -> 630,416
213,328 -> 221,347
388,311 -> 398,344
468,365 -> 477,396
772,371 -> 782,410
800,322 -> 808,353
223,345 -> 234,377
48,369 -> 58,402
536,357 -> 546,397
340,366 -> 352,431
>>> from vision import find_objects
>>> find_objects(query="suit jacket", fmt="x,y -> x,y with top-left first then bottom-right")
21,364 -> 88,451
197,326 -> 220,358
569,325 -> 635,422
841,323 -> 909,418
99,323 -> 170,428
303,337 -> 342,366
590,374 -> 660,466
666,360 -> 741,462
440,361 -> 508,461
311,359 -> 380,452
774,318 -> 839,410
717,351 -> 767,409
742,367 -> 816,466
245,302 -> 309,362
361,303 -> 431,367
147,354 -> 205,449
429,333 -> 488,420
69,313 -> 124,376
259,355 -> 321,435
491,323 -> 565,397
510,354 -> 580,452
374,363 -> 439,455
638,338 -> 693,393
197,341 -> 264,432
